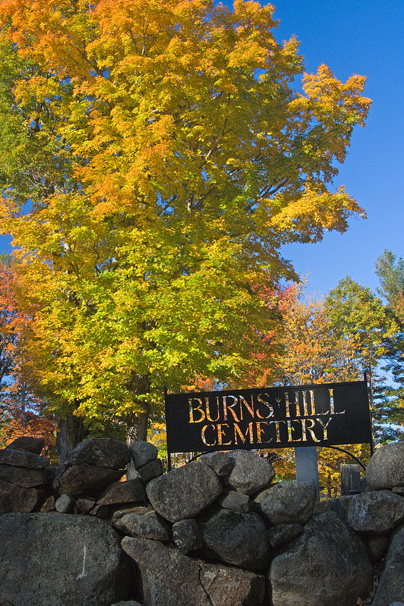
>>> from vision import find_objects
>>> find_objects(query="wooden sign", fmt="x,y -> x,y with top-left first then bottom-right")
165,380 -> 372,455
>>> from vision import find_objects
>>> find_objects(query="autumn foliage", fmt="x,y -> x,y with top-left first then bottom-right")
0,0 -> 371,437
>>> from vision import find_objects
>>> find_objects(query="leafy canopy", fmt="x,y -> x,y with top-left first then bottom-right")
0,0 -> 371,429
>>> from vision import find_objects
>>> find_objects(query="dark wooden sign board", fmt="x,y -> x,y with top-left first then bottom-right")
164,380 -> 372,458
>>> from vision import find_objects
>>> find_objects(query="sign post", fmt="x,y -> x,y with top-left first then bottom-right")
295,447 -> 320,500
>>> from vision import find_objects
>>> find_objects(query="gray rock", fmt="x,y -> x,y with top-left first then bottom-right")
146,461 -> 222,522
113,506 -> 170,542
53,464 -> 125,498
200,562 -> 266,606
122,536 -> 212,606
200,508 -> 270,572
65,438 -> 130,469
55,494 -> 75,513
366,441 -> 404,490
199,451 -> 234,477
0,513 -> 132,606
220,490 -> 251,512
345,490 -> 404,533
96,479 -> 146,507
392,486 -> 404,496
227,450 -> 274,495
111,603 -> 142,606
364,534 -> 389,563
0,464 -> 48,488
6,436 -> 45,455
373,526 -> 404,606
0,448 -> 50,469
270,512 -> 372,606
128,441 -> 158,469
269,524 -> 303,549
137,459 -> 163,483
122,536 -> 265,606
0,480 -> 40,513
255,481 -> 315,525
172,519 -> 202,553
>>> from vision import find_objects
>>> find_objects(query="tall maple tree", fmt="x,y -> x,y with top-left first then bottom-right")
0,0 -> 371,440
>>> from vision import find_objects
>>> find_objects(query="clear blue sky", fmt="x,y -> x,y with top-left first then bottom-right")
1,0 -> 403,299
270,0 -> 404,297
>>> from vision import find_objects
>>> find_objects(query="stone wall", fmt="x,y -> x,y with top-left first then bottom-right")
1,436 -> 404,606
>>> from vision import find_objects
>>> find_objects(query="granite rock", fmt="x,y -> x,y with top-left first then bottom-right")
227,450 -> 274,495
146,461 -> 222,522
270,512 -> 372,606
255,481 -> 316,525
366,442 -> 404,490
200,508 -> 270,572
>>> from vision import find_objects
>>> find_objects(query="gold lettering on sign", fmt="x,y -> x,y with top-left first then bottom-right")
286,419 -> 302,442
234,422 -> 254,445
301,418 -> 321,442
316,417 -> 332,440
239,395 -> 255,420
255,421 -> 270,444
256,393 -> 274,419
269,420 -> 284,443
302,391 -> 311,416
285,392 -> 292,418
217,423 -> 232,446
223,395 -> 241,422
189,398 -> 205,423
329,389 -> 345,415
201,424 -> 217,446
206,397 -> 220,422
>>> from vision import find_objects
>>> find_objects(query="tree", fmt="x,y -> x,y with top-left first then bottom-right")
325,276 -> 401,443
374,250 -> 404,441
263,284 -> 369,497
273,284 -> 361,386
0,0 -> 371,440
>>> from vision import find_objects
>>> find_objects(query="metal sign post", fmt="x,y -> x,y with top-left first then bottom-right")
295,447 -> 320,500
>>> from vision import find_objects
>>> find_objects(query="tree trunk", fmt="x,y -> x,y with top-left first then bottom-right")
125,373 -> 152,445
55,413 -> 88,465
125,404 -> 150,445
125,404 -> 150,480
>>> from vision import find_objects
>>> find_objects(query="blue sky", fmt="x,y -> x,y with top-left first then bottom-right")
270,0 -> 404,297
1,0 -> 403,299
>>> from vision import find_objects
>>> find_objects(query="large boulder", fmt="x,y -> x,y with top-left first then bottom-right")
366,442 -> 404,490
6,436 -> 45,455
0,448 -> 50,469
128,441 -> 158,469
0,464 -> 49,488
96,479 -> 147,508
146,461 -> 222,522
0,513 -> 132,606
227,450 -> 274,495
54,465 -> 125,498
269,512 -> 372,606
122,536 -> 265,606
372,526 -> 404,605
64,438 -> 131,469
200,508 -> 270,572
255,481 -> 316,525
0,480 -> 42,513
113,506 -> 170,542
345,490 -> 404,534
